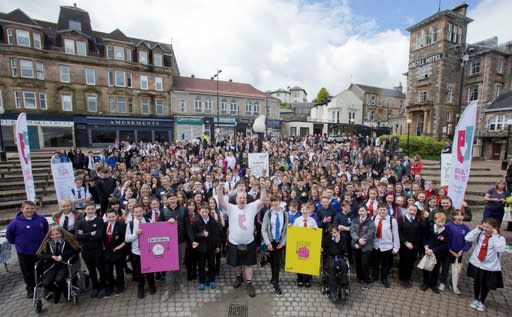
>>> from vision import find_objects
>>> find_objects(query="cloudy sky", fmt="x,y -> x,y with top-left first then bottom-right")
2,0 -> 511,99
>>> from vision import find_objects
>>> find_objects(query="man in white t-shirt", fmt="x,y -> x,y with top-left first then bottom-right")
217,183 -> 266,297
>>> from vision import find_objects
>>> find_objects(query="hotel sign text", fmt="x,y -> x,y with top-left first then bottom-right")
408,53 -> 443,69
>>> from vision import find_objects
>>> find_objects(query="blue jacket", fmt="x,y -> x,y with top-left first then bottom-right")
445,221 -> 472,253
6,212 -> 48,255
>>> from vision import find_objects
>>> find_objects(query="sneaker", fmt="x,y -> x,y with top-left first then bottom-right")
305,282 -> 311,288
470,300 -> 480,309
27,290 -> 34,299
233,276 -> 243,289
210,282 -> 217,290
104,290 -> 112,299
476,302 -> 486,312
149,286 -> 156,295
361,283 -> 369,290
90,289 -> 98,298
420,284 -> 428,291
453,288 -> 461,295
269,279 -> 277,286
274,284 -> 282,297
137,288 -> 144,299
438,283 -> 446,291
97,289 -> 105,299
297,282 -> 304,288
431,286 -> 440,294
115,288 -> 124,296
44,291 -> 56,301
161,291 -> 170,301
246,283 -> 256,297
198,283 -> 205,291
381,279 -> 390,288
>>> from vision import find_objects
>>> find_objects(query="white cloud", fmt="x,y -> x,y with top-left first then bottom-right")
468,0 -> 512,44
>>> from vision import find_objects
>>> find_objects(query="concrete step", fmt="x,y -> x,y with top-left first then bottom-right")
0,194 -> 56,211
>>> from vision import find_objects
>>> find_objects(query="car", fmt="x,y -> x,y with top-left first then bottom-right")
328,135 -> 348,143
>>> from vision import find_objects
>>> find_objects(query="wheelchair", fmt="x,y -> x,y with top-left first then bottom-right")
32,254 -> 87,313
320,255 -> 350,303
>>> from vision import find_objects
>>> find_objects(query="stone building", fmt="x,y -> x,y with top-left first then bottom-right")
269,86 -> 307,104
0,5 -> 179,148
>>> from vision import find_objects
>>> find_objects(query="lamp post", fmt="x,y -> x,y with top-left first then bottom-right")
0,107 -> 5,161
253,115 -> 266,153
211,69 -> 222,145
406,118 -> 412,156
456,54 -> 469,120
501,119 -> 512,170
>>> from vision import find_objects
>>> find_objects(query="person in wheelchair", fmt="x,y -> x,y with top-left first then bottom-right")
36,225 -> 81,303
324,225 -> 349,302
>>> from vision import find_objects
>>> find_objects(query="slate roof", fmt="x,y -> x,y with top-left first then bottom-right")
0,8 -> 40,27
353,83 -> 406,98
486,92 -> 512,111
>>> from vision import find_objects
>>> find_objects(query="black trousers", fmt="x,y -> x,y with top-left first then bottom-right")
327,256 -> 348,296
371,249 -> 394,280
185,241 -> 198,279
18,253 -> 38,292
354,249 -> 371,283
82,252 -> 105,290
422,254 -> 445,287
105,257 -> 125,292
197,250 -> 216,284
269,241 -> 283,283
130,253 -> 155,291
398,247 -> 418,282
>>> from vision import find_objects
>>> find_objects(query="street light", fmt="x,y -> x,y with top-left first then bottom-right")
211,69 -> 222,145
456,54 -> 469,120
406,118 -> 412,155
253,115 -> 266,152
501,119 -> 512,170
0,107 -> 5,161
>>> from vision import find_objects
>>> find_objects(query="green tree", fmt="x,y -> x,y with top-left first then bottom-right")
280,102 -> 291,109
316,87 -> 330,104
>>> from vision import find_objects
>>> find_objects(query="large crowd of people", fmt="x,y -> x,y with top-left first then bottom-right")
6,134 -> 510,312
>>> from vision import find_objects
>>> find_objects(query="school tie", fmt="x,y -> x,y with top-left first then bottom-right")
477,234 -> 490,262
303,218 -> 307,228
189,213 -> 194,224
154,210 -> 159,222
369,200 -> 374,216
107,223 -> 113,243
275,214 -> 281,242
63,215 -> 69,231
77,189 -> 81,199
376,217 -> 383,239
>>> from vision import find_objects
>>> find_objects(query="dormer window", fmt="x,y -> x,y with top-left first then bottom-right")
16,29 -> 30,47
139,51 -> 148,64
114,46 -> 124,60
69,20 -> 82,31
7,29 -> 14,44
32,33 -> 41,49
153,53 -> 163,66
64,39 -> 87,56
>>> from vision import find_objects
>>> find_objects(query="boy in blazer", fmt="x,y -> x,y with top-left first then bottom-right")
103,209 -> 127,297
350,205 -> 376,290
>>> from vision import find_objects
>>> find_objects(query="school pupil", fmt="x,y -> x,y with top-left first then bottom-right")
350,205 -> 376,290
35,225 -> 81,303
333,201 -> 353,263
70,178 -> 92,210
324,225 -> 349,302
397,205 -> 425,288
75,202 -> 106,298
103,209 -> 127,297
193,203 -> 221,291
208,197 -> 225,276
465,218 -> 506,312
293,203 -> 318,288
184,200 -> 199,281
287,200 -> 301,226
261,195 -> 288,296
125,203 -> 156,299
53,199 -> 83,234
421,212 -> 451,294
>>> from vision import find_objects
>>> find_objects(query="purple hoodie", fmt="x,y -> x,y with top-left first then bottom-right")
6,212 -> 48,255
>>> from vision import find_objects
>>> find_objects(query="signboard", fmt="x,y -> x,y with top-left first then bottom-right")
408,53 -> 443,69
248,153 -> 269,177
285,227 -> 322,276
15,113 -> 36,202
139,222 -> 179,273
51,162 -> 75,201
448,101 -> 477,209
440,153 -> 452,187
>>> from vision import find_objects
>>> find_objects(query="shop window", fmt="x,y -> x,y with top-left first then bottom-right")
92,130 -> 116,143
42,127 -> 73,147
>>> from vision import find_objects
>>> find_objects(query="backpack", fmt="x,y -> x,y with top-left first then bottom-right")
128,217 -> 151,234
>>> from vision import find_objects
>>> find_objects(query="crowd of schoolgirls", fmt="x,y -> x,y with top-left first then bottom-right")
6,134 -> 508,312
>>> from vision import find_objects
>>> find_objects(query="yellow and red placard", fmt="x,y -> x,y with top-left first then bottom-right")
285,227 -> 322,276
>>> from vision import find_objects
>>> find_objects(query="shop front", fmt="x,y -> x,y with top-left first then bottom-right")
174,116 -> 204,142
265,119 -> 282,136
215,117 -> 237,139
0,113 -> 74,150
74,116 -> 173,147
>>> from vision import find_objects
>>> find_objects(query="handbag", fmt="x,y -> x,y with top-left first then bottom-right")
503,206 -> 512,222
417,254 -> 437,271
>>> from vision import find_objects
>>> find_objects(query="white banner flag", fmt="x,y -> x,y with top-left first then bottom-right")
248,153 -> 269,177
440,153 -> 452,187
448,101 -> 477,209
15,113 -> 36,202
51,162 -> 75,201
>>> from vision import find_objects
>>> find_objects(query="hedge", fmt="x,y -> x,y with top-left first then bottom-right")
379,135 -> 445,160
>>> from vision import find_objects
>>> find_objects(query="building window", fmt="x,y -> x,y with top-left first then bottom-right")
127,73 -> 133,88
221,99 -> 227,114
33,33 -> 41,49
141,98 -> 150,114
155,99 -> 164,114
367,111 -> 374,121
115,71 -> 125,87
153,53 -> 163,66
497,57 -> 504,74
496,83 -> 502,98
432,26 -> 438,42
69,20 -> 82,31
106,45 -> 113,59
418,64 -> 430,79
180,100 -> 186,112
128,98 -> 134,113
14,91 -> 21,108
331,111 -> 336,123
16,29 -> 30,47
399,100 -> 404,115
125,48 -> 132,62
418,90 -> 428,104
10,59 -> 17,77
109,96 -> 115,112
87,95 -> 97,112
468,85 -> 479,101
60,65 -> 70,82
39,92 -> 47,110
245,101 -> 252,115
446,23 -> 462,43
487,115 -> 505,131
117,97 -> 127,113
253,102 -> 259,115
85,68 -> 95,85
230,99 -> 238,115
447,85 -> 455,103
368,95 -> 376,105
140,75 -> 148,90
194,97 -> 202,112
76,41 -> 87,56
20,60 -> 34,78
139,51 -> 148,64
108,71 -> 114,86
114,46 -> 124,60
205,97 -> 212,113
61,95 -> 73,111
34,62 -> 44,80
7,29 -> 14,44
470,60 -> 481,75
64,39 -> 75,54
155,77 -> 163,91
23,91 -> 37,109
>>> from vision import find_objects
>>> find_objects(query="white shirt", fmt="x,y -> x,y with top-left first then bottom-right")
270,209 -> 284,241
293,215 -> 318,228
226,201 -> 259,245
372,215 -> 400,252
465,227 -> 506,271
71,187 -> 92,209
226,156 -> 237,170
125,217 -> 151,255
58,213 -> 75,231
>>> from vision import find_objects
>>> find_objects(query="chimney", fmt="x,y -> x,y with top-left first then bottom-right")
229,79 -> 232,82
191,74 -> 195,78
